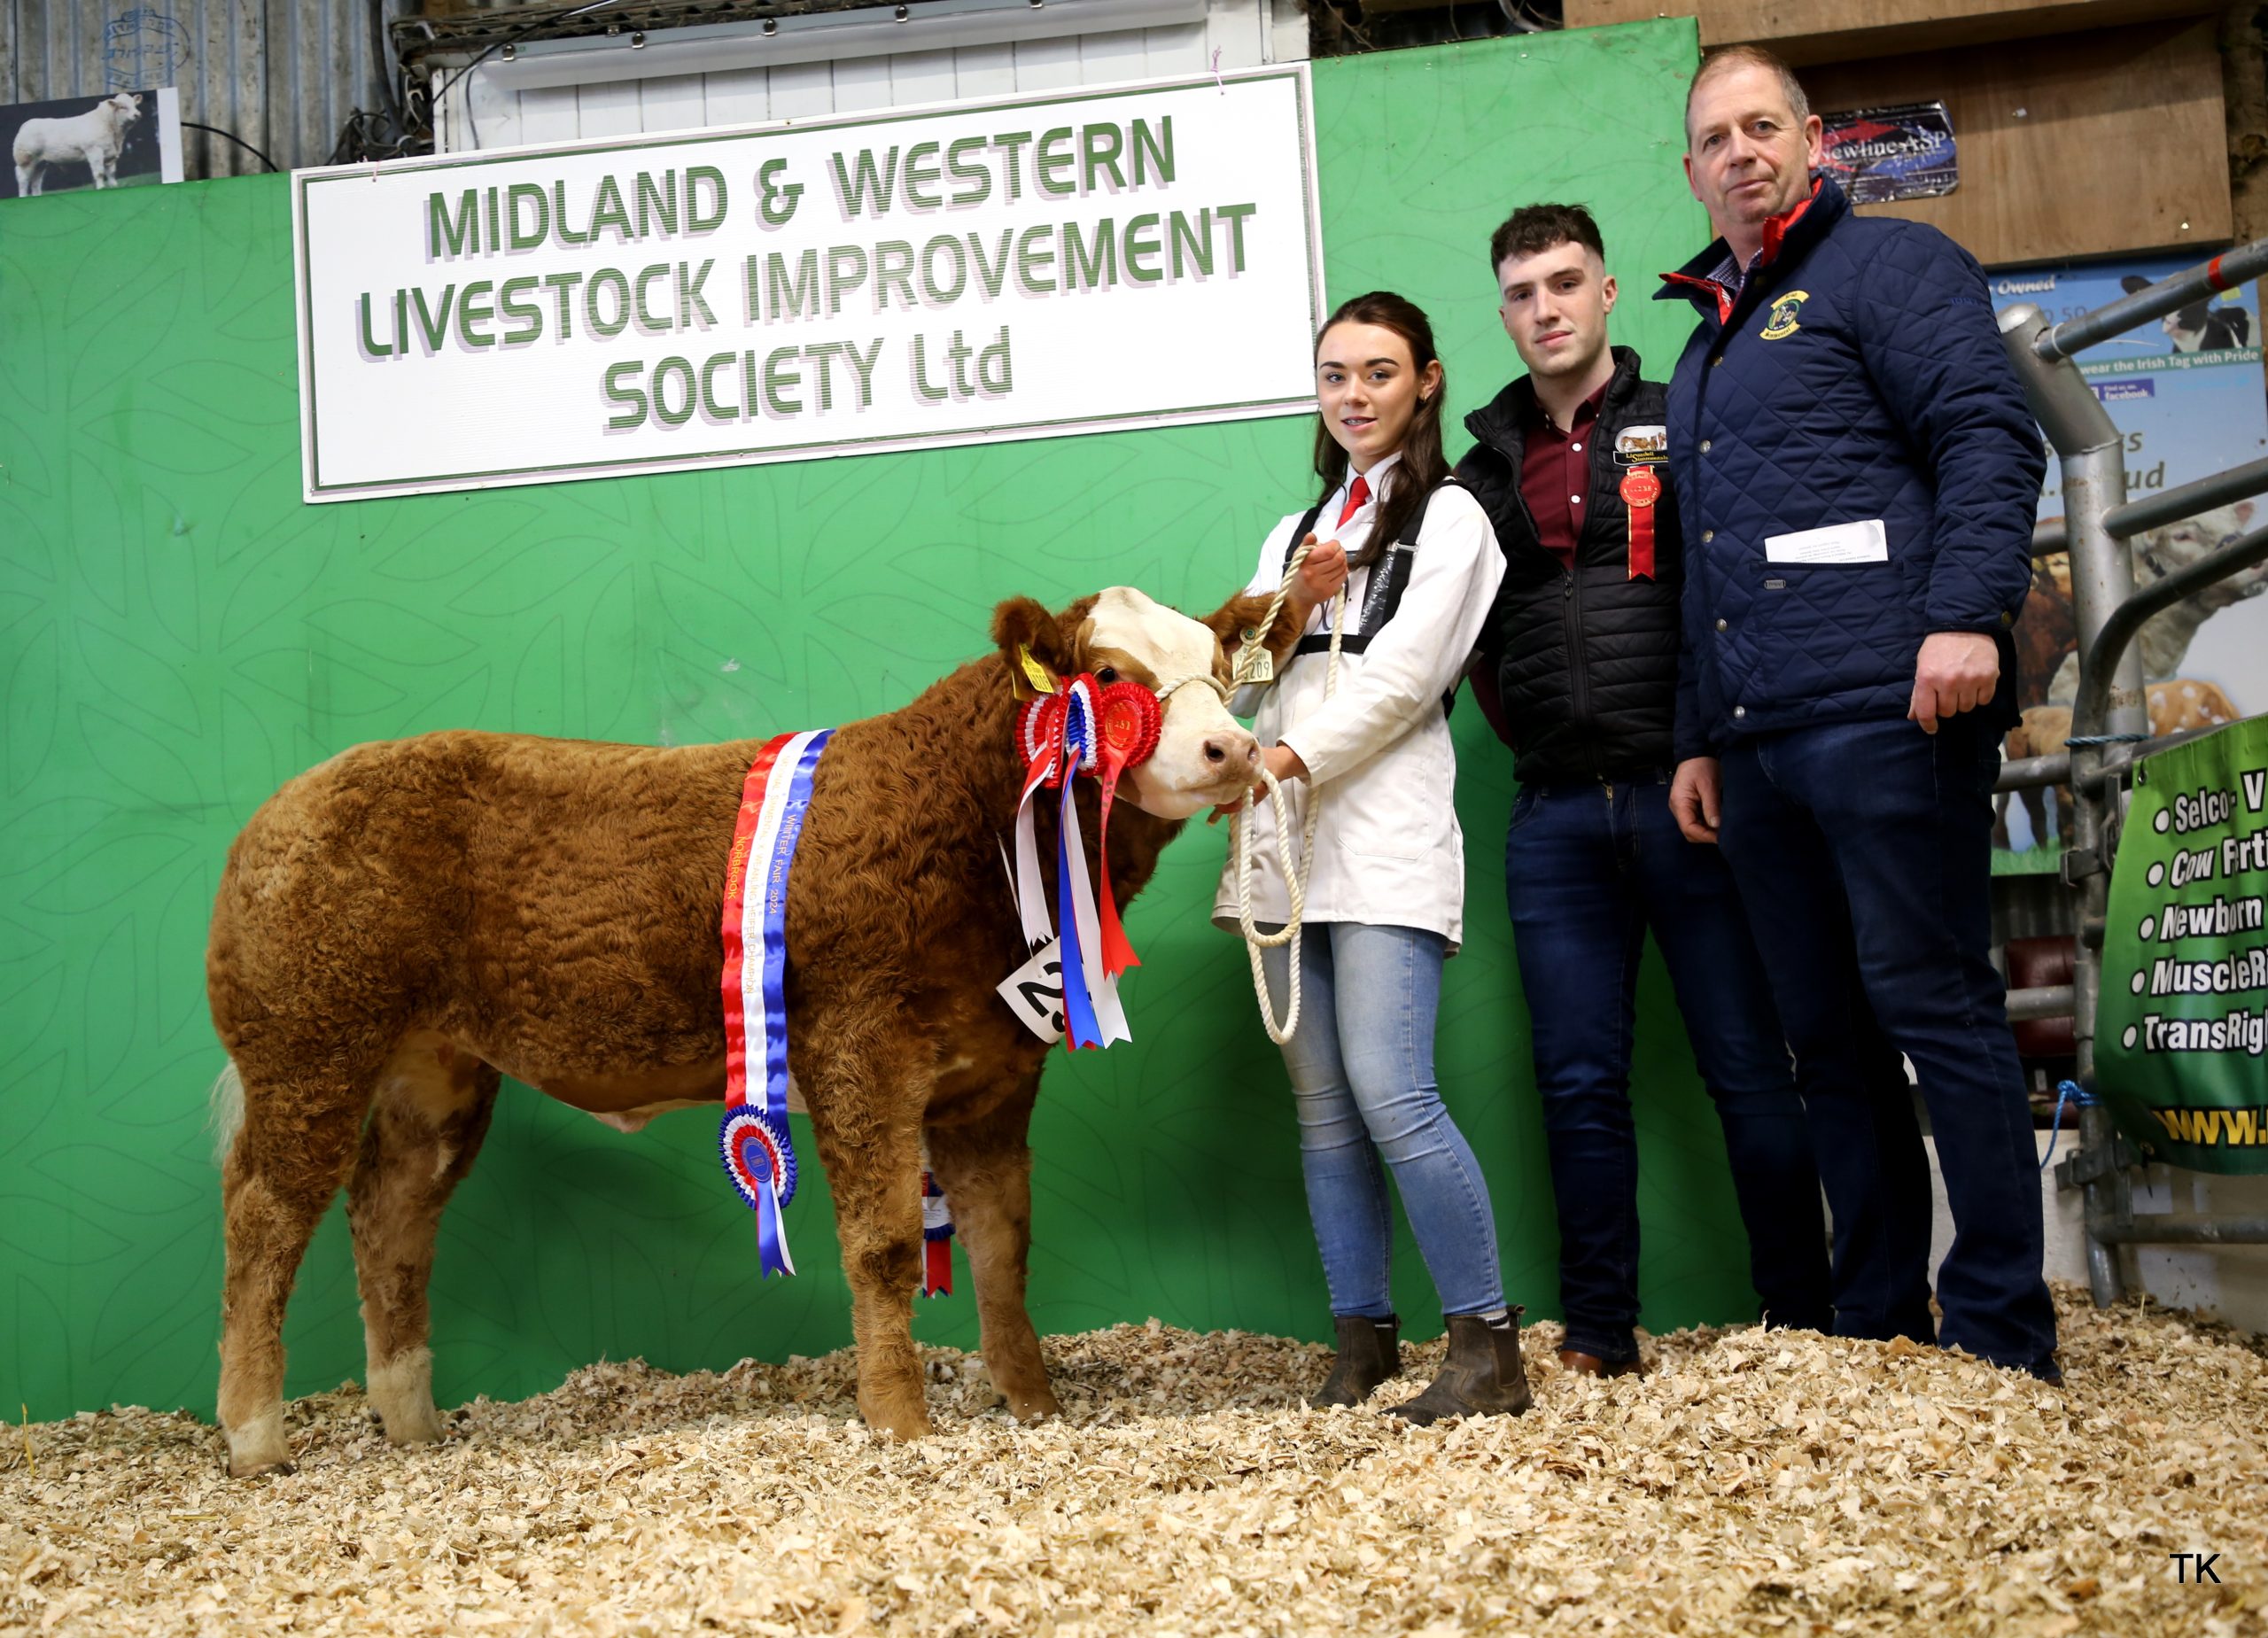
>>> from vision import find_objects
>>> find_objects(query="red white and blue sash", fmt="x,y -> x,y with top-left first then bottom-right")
719,728 -> 831,1277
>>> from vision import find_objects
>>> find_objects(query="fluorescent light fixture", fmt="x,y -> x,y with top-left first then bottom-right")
481,0 -> 1208,92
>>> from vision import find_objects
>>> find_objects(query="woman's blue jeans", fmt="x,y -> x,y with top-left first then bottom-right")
1262,921 -> 1505,1319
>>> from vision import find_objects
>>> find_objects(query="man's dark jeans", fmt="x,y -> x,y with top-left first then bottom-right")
1506,773 -> 1833,1364
1716,714 -> 2059,1374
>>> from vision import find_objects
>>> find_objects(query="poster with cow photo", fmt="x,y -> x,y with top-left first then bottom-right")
1,86 -> 182,199
1990,254 -> 2268,871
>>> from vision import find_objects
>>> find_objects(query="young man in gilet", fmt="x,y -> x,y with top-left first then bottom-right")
1457,204 -> 1831,1374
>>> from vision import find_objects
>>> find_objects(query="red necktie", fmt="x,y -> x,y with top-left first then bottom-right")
1336,474 -> 1371,530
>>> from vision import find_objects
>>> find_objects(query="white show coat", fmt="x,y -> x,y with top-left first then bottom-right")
1210,454 -> 1505,950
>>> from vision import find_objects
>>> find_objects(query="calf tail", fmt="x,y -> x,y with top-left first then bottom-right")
209,1059 -> 245,1166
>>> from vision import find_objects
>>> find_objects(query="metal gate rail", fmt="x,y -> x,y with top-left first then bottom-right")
1998,249 -> 2268,1303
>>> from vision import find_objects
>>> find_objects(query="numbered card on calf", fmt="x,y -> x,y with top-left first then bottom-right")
998,936 -> 1068,1043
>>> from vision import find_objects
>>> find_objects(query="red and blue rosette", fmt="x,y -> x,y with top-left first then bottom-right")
720,1106 -> 799,1211
1012,672 -> 1162,1050
720,1106 -> 798,1277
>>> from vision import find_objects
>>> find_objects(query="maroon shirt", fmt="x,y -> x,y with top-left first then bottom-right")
1518,381 -> 1609,571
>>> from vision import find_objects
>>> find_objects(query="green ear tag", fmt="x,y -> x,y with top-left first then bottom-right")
1233,628 -> 1274,687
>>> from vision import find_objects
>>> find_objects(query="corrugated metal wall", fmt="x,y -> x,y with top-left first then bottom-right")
1,0 -> 418,177
439,0 -> 1307,152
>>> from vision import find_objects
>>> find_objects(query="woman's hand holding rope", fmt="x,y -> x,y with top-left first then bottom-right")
1223,531 -> 1350,1044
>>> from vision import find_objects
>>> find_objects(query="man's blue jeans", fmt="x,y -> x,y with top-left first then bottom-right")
1506,774 -> 1833,1363
1716,714 -> 2059,1373
1262,922 -> 1506,1320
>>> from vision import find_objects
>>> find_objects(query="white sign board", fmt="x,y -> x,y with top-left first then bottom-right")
291,66 -> 1324,502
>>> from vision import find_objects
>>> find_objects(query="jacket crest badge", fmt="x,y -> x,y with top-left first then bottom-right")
1759,291 -> 1810,340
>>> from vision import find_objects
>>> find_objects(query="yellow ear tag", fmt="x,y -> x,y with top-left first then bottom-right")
1015,644 -> 1059,700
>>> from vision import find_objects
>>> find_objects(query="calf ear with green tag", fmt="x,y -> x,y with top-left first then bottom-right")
1233,627 -> 1275,686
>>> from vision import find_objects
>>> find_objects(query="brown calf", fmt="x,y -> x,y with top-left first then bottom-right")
207,587 -> 1296,1476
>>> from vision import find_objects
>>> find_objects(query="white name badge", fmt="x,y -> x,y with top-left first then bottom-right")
998,938 -> 1068,1044
1614,423 -> 1669,464
1764,518 -> 1889,565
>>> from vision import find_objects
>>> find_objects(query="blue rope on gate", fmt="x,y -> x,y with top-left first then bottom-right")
2063,733 -> 2148,748
2040,1078 -> 2098,1173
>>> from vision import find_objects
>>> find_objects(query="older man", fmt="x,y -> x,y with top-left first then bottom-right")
1658,46 -> 2059,1378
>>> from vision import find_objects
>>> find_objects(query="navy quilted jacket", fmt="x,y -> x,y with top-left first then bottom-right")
1656,177 -> 2042,759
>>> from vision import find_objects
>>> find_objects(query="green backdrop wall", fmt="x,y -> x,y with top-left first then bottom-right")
0,23 -> 1728,1424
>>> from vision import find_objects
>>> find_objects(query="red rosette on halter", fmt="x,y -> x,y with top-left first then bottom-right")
1017,693 -> 1068,787
1093,679 -> 1162,771
1088,679 -> 1161,978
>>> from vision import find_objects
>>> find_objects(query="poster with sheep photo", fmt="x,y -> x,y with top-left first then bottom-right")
1990,254 -> 2268,872
2,87 -> 182,200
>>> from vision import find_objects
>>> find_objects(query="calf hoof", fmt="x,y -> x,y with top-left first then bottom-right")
1006,1386 -> 1063,1424
229,1456 -> 298,1479
865,1407 -> 936,1441
368,1348 -> 444,1446
222,1410 -> 293,1479
858,1378 -> 935,1440
381,1406 -> 445,1447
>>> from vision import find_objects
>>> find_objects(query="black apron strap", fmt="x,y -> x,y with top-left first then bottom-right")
1292,478 -> 1458,662
1278,501 -> 1329,582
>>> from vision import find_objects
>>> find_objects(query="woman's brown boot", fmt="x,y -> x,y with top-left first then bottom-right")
1309,1314 -> 1402,1408
1388,1309 -> 1533,1426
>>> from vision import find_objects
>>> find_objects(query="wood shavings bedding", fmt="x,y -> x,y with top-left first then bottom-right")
4,1286 -> 2263,1636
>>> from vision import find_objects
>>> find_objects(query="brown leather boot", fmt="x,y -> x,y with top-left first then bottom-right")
1389,1309 -> 1534,1426
1557,1348 -> 1646,1379
1309,1314 -> 1402,1409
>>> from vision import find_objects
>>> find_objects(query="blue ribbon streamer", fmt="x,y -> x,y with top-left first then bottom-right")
1057,778 -> 1103,1050
1055,694 -> 1102,1050
754,1147 -> 791,1277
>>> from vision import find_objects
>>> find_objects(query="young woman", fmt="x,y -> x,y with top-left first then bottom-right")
1213,291 -> 1526,1424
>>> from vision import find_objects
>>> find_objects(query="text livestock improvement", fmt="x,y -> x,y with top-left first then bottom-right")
351,119 -> 1263,431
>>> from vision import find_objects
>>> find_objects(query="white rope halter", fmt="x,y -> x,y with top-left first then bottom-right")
1152,670 -> 1231,705
1229,539 -> 1347,1046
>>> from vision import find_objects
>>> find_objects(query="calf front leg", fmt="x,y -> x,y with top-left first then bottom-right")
925,1076 -> 1060,1423
799,1016 -> 932,1440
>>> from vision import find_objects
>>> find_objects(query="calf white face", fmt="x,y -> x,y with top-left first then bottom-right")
1081,586 -> 1257,819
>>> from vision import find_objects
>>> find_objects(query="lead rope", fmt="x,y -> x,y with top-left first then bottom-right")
1230,538 -> 1348,1045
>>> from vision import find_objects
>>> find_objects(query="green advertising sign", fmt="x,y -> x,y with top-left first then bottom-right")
2098,716 -> 2268,1171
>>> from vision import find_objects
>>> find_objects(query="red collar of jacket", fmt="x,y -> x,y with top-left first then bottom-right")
1657,175 -> 1834,325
